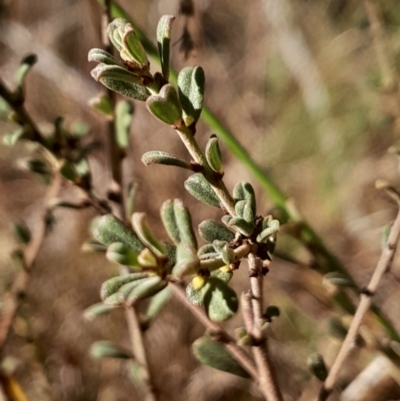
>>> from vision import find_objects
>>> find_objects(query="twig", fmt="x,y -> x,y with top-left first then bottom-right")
247,253 -> 283,401
124,307 -> 156,401
0,173 -> 62,351
107,0 -> 400,351
0,78 -> 48,149
168,281 -> 259,380
316,198 -> 400,401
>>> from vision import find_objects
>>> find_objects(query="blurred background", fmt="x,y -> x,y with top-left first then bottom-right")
1,0 -> 400,400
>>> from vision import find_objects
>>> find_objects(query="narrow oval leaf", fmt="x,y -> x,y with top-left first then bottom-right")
228,217 -> 254,237
91,214 -> 144,253
115,100 -> 134,149
173,199 -> 197,249
131,213 -> 166,258
257,219 -> 280,243
100,273 -> 150,300
90,341 -> 131,360
173,241 -> 199,278
146,84 -> 182,126
142,150 -> 192,170
145,286 -> 171,322
91,64 -> 150,101
89,94 -> 113,117
177,66 -> 205,127
193,336 -> 250,378
107,18 -> 126,52
126,276 -> 167,306
233,182 -> 256,216
204,278 -> 238,322
160,199 -> 181,245
106,242 -> 140,268
157,15 -> 175,80
198,220 -> 235,243
212,240 -> 234,265
121,24 -> 149,67
205,135 -> 223,173
88,48 -> 123,66
184,173 -> 220,208
83,303 -> 119,321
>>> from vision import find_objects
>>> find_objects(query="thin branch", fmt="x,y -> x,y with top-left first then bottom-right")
0,78 -> 48,149
0,173 -> 62,351
168,281 -> 259,380
316,201 -> 400,401
247,253 -> 283,401
124,307 -> 156,401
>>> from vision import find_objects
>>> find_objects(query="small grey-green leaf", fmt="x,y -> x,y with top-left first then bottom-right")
91,214 -> 144,253
198,220 -> 235,243
145,286 -> 171,321
178,66 -> 205,127
204,278 -> 238,322
193,336 -> 250,378
100,273 -> 150,300
212,240 -> 234,265
89,94 -> 113,117
131,212 -> 166,258
88,48 -> 123,66
173,199 -> 197,249
142,150 -> 192,170
161,199 -> 181,245
257,219 -> 280,243
173,242 -> 199,278
205,135 -> 223,173
106,242 -> 140,268
307,353 -> 328,382
115,100 -> 134,149
90,341 -> 131,360
146,84 -> 182,126
198,244 -> 218,260
83,303 -> 118,320
184,173 -> 220,208
121,24 -> 149,67
107,18 -> 126,51
125,276 -> 167,306
228,217 -> 254,237
157,15 -> 175,80
233,182 -> 256,216
91,64 -> 150,101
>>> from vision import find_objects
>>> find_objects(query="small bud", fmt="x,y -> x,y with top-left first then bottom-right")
307,353 -> 328,381
205,135 -> 223,174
